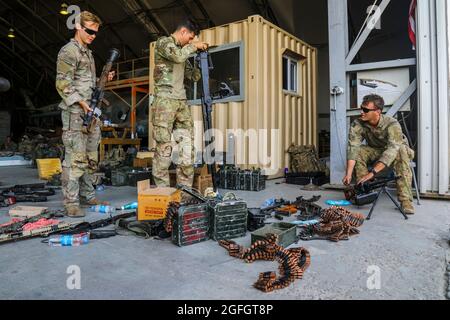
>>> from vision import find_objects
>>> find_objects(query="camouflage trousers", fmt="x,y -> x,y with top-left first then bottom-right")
61,110 -> 101,207
354,145 -> 415,202
151,97 -> 194,187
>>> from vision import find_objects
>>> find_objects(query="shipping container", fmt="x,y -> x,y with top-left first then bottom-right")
149,15 -> 318,177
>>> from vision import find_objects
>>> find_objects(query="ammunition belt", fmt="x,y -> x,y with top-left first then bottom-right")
299,206 -> 364,242
219,234 -> 311,293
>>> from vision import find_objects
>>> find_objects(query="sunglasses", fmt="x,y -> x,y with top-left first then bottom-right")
82,25 -> 98,36
360,106 -> 378,113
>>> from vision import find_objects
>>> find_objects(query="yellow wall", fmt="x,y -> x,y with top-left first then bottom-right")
149,15 -> 317,177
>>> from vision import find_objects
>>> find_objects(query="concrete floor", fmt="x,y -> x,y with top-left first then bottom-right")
0,165 -> 449,300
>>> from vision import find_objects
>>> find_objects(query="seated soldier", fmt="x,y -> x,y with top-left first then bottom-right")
1,136 -> 18,152
342,94 -> 415,215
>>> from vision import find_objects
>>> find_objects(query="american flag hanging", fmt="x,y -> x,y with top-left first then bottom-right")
408,0 -> 417,50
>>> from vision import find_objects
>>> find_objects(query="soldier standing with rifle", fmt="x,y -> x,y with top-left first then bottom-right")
152,20 -> 208,188
342,94 -> 416,215
56,11 -> 115,217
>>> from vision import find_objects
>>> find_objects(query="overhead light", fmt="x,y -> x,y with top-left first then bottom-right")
60,3 -> 69,15
7,28 -> 15,39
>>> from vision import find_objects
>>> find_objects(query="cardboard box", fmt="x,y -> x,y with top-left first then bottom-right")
133,158 -> 152,168
136,151 -> 155,159
137,180 -> 181,221
194,165 -> 209,177
36,158 -> 62,180
9,206 -> 48,218
193,174 -> 213,195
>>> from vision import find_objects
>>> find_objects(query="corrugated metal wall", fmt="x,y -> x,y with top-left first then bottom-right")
149,15 -> 318,176
417,0 -> 450,195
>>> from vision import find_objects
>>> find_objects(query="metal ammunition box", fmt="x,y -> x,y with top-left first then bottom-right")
172,203 -> 210,247
210,200 -> 248,241
251,222 -> 297,248
218,166 -> 266,191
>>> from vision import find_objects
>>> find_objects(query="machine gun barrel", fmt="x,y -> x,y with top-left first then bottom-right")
356,176 -> 398,194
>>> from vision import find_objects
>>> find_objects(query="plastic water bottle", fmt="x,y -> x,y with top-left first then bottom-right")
119,202 -> 138,210
48,233 -> 90,247
90,205 -> 116,214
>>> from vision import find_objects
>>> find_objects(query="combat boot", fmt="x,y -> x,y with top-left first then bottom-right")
66,206 -> 85,218
401,200 -> 415,215
80,198 -> 110,207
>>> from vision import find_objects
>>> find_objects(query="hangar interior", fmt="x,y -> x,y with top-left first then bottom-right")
0,0 -> 449,301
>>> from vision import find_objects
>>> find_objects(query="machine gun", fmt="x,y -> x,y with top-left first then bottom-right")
345,176 -> 398,206
345,176 -> 408,220
195,50 -> 234,191
82,48 -> 121,132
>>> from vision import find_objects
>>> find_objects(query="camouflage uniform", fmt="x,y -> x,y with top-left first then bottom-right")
152,35 -> 200,187
56,39 -> 101,208
347,115 -> 415,202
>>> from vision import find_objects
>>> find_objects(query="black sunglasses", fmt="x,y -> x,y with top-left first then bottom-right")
82,25 -> 98,36
361,106 -> 378,113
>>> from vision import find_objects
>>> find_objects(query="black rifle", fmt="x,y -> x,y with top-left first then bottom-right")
82,48 -> 121,131
195,50 -> 218,191
195,50 -> 235,192
60,211 -> 136,235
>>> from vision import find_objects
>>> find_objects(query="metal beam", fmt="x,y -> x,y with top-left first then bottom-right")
436,0 -> 449,195
14,0 -> 66,43
345,0 -> 391,66
135,0 -> 169,36
250,0 -> 279,25
0,39 -> 42,78
328,0 -> 350,184
0,16 -> 56,71
346,58 -> 417,72
36,0 -> 105,65
386,79 -> 417,117
192,0 -> 215,27
80,0 -> 140,59
0,58 -> 31,89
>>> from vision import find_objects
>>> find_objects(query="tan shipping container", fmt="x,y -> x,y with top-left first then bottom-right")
149,15 -> 318,177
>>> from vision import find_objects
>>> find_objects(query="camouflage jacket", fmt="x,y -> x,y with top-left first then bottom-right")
347,115 -> 411,167
154,35 -> 201,100
56,38 -> 96,112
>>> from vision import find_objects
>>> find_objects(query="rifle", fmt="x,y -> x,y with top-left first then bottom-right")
59,211 -> 136,235
0,221 -> 80,245
0,210 -> 65,235
194,50 -> 234,192
82,48 -> 121,131
0,211 -> 135,245
345,176 -> 398,206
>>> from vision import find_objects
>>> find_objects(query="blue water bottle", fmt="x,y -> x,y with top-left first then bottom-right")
90,205 -> 116,214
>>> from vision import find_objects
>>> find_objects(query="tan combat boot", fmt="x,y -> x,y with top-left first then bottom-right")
80,198 -> 110,207
401,201 -> 415,215
66,206 -> 86,218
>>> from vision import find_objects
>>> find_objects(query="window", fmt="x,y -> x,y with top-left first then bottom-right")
283,55 -> 299,93
283,50 -> 305,95
187,42 -> 244,104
